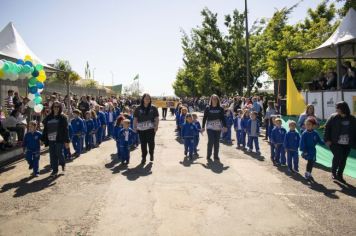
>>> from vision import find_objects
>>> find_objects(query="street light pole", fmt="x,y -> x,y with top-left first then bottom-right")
245,0 -> 251,96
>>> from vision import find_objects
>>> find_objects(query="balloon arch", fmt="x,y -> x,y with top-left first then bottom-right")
0,55 -> 46,113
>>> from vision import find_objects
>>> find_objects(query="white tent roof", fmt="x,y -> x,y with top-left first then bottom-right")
290,8 -> 356,59
0,22 -> 48,66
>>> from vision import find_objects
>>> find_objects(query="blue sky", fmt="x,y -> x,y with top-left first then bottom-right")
0,0 -> 341,96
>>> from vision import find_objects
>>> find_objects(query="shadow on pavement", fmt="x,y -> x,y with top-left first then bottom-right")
121,162 -> 153,181
179,156 -> 202,167
243,150 -> 265,162
111,163 -> 128,174
0,165 -> 16,174
1,174 -> 61,197
201,159 -> 229,174
105,154 -> 120,169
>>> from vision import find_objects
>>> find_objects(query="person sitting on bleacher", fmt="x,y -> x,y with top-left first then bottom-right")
2,109 -> 26,146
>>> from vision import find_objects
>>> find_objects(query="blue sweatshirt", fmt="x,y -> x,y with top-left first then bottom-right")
179,114 -> 186,128
23,131 -> 42,152
182,122 -> 198,138
113,126 -> 122,141
246,119 -> 260,137
299,130 -> 325,161
225,113 -> 234,128
234,117 -> 243,130
193,121 -> 201,136
271,127 -> 287,144
118,128 -> 135,147
97,111 -> 107,126
85,119 -> 94,135
284,130 -> 300,151
241,117 -> 250,131
71,117 -> 86,136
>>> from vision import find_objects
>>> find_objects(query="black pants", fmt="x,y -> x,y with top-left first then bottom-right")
49,142 -> 65,173
306,160 -> 314,173
170,108 -> 175,116
162,108 -> 167,119
207,129 -> 221,158
330,144 -> 351,176
138,129 -> 156,160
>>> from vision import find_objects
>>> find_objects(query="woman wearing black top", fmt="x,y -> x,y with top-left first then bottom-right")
41,101 -> 70,176
324,101 -> 356,183
202,94 -> 227,161
133,93 -> 159,165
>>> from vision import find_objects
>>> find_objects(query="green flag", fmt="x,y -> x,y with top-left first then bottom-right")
133,74 -> 139,80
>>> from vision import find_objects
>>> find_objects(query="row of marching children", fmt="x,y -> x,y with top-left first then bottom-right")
174,101 -> 324,181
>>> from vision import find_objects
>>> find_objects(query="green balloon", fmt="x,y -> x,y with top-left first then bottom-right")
28,77 -> 37,87
22,65 -> 31,73
35,64 -> 43,71
34,96 -> 42,104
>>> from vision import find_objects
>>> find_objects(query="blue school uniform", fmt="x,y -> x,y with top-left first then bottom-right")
23,131 -> 42,175
192,120 -> 201,154
240,116 -> 250,148
299,130 -> 324,161
222,112 -> 234,143
268,123 -> 275,159
97,111 -> 107,145
234,116 -> 243,147
71,117 -> 86,155
181,122 -> 198,157
246,119 -> 260,152
118,128 -> 135,163
85,119 -> 95,150
179,114 -> 186,138
113,125 -> 122,158
271,126 -> 287,165
105,111 -> 116,138
284,130 -> 300,171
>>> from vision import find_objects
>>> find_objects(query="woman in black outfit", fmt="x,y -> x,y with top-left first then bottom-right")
41,101 -> 70,176
324,101 -> 356,183
202,94 -> 227,162
134,94 -> 159,165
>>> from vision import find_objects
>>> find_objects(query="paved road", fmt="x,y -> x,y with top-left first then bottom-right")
0,113 -> 355,236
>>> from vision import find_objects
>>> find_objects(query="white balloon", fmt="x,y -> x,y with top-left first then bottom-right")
28,93 -> 36,101
34,104 -> 43,113
28,100 -> 35,108
0,60 -> 4,69
38,88 -> 44,94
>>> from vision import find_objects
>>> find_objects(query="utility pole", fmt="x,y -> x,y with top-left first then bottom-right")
245,0 -> 251,96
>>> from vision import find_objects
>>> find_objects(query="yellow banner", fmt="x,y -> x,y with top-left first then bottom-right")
286,63 -> 306,115
152,100 -> 177,108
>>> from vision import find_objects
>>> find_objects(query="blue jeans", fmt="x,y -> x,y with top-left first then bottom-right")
236,130 -> 243,147
85,134 -> 93,149
207,129 -> 221,158
120,146 -> 130,162
274,144 -> 286,164
108,122 -> 114,137
287,150 -> 298,170
97,127 -> 104,144
26,150 -> 40,174
248,136 -> 260,151
49,142 -> 65,173
223,126 -> 232,142
194,136 -> 199,153
72,135 -> 83,154
184,137 -> 195,156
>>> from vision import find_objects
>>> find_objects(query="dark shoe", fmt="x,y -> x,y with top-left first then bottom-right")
61,165 -> 65,171
150,155 -> 154,162
331,173 -> 337,180
337,176 -> 346,183
214,157 -> 220,161
50,171 -> 58,176
141,158 -> 146,165
207,157 -> 212,162
29,164 -> 33,170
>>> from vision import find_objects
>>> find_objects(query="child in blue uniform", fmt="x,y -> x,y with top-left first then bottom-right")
192,113 -> 202,156
181,114 -> 198,159
222,107 -> 234,144
23,121 -> 42,177
234,109 -> 243,148
240,109 -> 250,150
96,106 -> 107,145
91,110 -> 99,148
268,115 -> 279,163
113,116 -> 124,159
300,117 -> 325,180
284,120 -> 300,172
71,109 -> 86,157
84,111 -> 94,151
179,107 -> 188,139
63,121 -> 73,160
246,111 -> 260,154
271,118 -> 287,166
118,119 -> 135,165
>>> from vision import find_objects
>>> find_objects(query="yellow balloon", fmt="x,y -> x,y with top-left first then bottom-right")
0,69 -> 4,78
39,70 -> 45,76
37,74 -> 46,82
24,55 -> 32,61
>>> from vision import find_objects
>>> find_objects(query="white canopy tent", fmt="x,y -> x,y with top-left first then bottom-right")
0,22 -> 59,72
290,8 -> 356,59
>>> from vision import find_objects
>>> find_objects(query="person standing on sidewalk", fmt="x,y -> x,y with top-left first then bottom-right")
202,94 -> 227,162
41,101 -> 70,176
133,93 -> 159,165
324,101 -> 356,183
